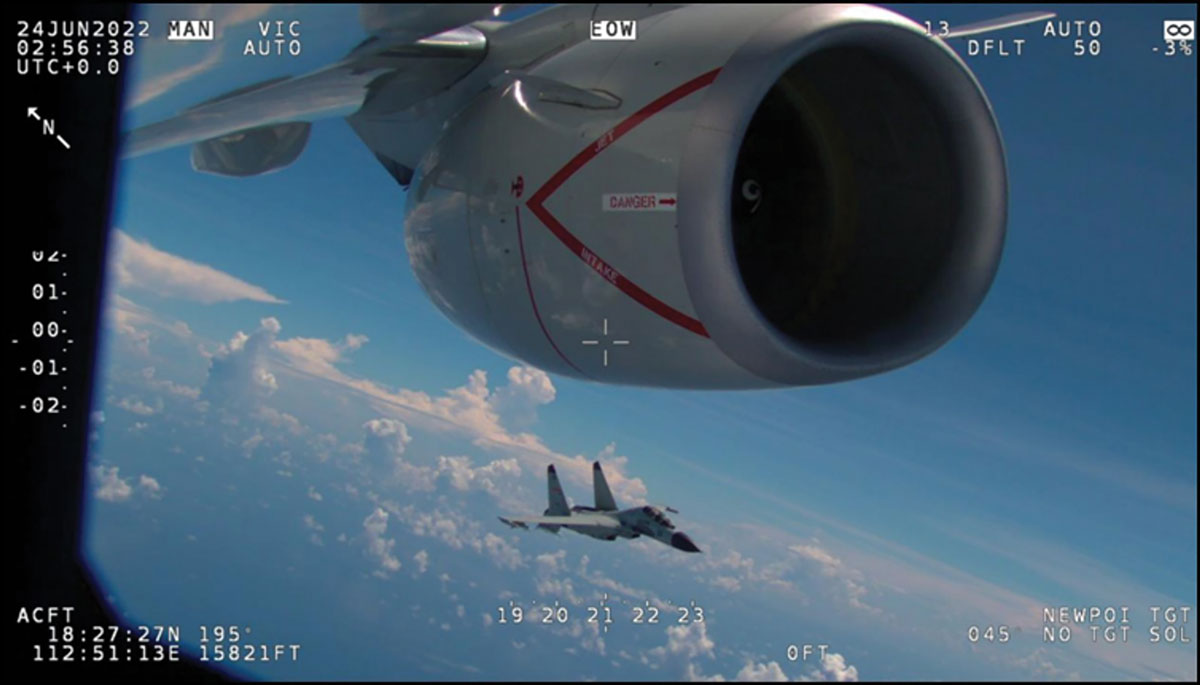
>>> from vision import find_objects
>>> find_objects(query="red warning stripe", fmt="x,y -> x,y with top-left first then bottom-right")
515,206 -> 586,376
525,68 -> 720,339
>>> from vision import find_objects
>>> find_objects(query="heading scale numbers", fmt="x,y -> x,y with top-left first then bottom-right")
496,599 -> 706,631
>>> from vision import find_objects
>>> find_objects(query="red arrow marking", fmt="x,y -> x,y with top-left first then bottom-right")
526,69 -> 719,338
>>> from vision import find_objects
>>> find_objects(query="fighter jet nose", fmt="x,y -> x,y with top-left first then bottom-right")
671,532 -> 701,553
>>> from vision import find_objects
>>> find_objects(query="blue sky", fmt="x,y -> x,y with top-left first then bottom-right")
84,4 -> 1194,681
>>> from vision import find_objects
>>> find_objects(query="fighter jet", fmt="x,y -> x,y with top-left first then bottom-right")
499,462 -> 701,553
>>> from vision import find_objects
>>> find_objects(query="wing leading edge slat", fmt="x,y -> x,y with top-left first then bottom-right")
499,515 -> 619,529
122,29 -> 487,160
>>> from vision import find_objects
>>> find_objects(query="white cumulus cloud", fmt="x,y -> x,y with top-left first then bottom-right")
651,621 -> 716,661
202,317 -> 282,410
94,465 -> 132,502
735,661 -> 789,682
117,396 -> 160,416
363,507 -> 401,576
789,541 -> 877,614
138,475 -> 164,498
489,365 -> 556,427
799,653 -> 859,682
266,327 -> 650,504
111,230 -> 285,304
436,455 -> 521,497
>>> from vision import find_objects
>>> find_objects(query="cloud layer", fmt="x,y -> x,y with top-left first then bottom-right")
112,231 -> 285,304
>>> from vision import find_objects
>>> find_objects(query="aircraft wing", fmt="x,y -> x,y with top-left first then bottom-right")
944,11 -> 1056,39
123,31 -> 487,162
498,515 -> 619,530
120,4 -> 529,172
359,4 -> 522,41
122,4 -> 1052,174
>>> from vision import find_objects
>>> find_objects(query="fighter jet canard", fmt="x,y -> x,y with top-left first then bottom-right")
125,5 -> 1053,389
499,462 -> 702,554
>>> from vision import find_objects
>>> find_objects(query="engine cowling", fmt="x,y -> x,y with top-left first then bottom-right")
404,4 -> 1006,388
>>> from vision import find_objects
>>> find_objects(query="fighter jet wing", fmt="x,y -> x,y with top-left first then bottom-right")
498,515 -> 619,530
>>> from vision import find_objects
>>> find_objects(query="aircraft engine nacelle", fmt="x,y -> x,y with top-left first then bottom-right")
404,4 -> 1007,388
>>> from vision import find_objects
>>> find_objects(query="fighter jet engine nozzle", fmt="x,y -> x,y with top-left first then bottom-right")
404,4 -> 1005,388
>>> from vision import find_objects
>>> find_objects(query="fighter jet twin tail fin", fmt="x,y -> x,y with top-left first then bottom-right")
546,461 -> 618,513
500,462 -> 617,530
546,464 -> 570,516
